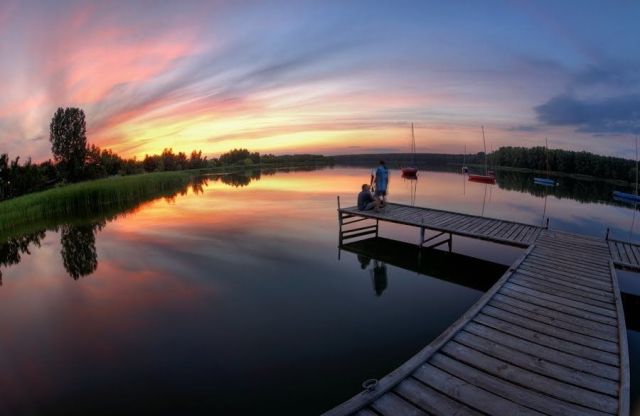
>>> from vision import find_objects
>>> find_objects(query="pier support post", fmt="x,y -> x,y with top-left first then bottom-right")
448,233 -> 452,252
376,219 -> 379,238
419,219 -> 425,248
606,228 -> 610,241
337,196 -> 343,245
545,218 -> 549,229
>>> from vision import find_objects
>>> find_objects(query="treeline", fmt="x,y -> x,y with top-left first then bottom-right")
492,146 -> 636,181
334,147 -> 638,182
1,146 -> 331,201
0,107 -> 332,201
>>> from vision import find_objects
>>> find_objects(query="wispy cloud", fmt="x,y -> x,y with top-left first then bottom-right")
1,0 -> 640,160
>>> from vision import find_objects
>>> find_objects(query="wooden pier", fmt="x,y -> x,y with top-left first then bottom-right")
608,237 -> 640,272
327,202 -> 630,416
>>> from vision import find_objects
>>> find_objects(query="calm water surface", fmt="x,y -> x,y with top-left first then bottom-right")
1,167 -> 639,415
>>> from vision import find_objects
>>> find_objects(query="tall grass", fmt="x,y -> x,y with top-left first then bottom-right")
0,171 -> 195,238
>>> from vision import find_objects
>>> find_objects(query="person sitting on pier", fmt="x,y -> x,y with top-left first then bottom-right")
358,184 -> 380,212
371,160 -> 389,205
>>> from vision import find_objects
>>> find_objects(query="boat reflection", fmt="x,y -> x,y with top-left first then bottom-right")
341,236 -> 508,295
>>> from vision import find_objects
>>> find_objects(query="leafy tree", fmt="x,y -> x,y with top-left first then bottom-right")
49,107 -> 87,181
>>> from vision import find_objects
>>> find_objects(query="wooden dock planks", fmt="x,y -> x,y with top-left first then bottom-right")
339,203 -> 541,247
324,229 -> 629,416
608,239 -> 640,271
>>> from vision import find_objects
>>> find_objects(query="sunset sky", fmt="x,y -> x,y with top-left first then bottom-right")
1,0 -> 639,161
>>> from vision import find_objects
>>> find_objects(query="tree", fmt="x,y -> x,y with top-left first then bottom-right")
49,107 -> 87,181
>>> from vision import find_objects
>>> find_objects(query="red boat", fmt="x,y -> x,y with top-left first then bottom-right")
401,123 -> 418,177
468,174 -> 496,184
401,167 -> 418,176
468,126 -> 496,184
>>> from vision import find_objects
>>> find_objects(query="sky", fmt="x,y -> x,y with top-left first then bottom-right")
1,0 -> 639,161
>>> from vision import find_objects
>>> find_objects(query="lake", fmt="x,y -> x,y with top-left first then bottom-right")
1,166 -> 639,415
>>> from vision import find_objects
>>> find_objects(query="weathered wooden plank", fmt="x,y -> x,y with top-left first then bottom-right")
520,226 -> 539,243
515,261 -> 612,288
474,313 -> 620,366
511,272 -> 614,305
482,305 -> 618,353
622,241 -> 638,265
493,222 -> 513,238
513,224 -> 534,242
517,264 -> 613,291
523,258 -> 611,281
464,219 -> 493,234
492,293 -> 618,338
371,392 -> 428,416
440,342 -> 618,414
527,252 -> 610,274
456,217 -> 487,232
503,283 -> 617,319
489,298 -> 617,342
524,248 -> 608,277
529,248 -> 610,269
514,268 -> 614,300
395,378 -> 483,416
610,261 -> 630,416
488,221 -> 511,238
537,236 -> 608,253
608,241 -> 622,263
532,246 -> 611,266
447,215 -> 478,231
503,223 -> 523,239
509,276 -> 616,311
354,409 -> 378,416
453,330 -> 619,396
500,287 -> 617,327
480,220 -> 504,236
629,243 -> 640,266
414,362 -> 544,416
538,231 -> 607,246
464,322 -> 619,380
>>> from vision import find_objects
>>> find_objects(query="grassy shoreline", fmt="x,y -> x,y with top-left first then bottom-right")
0,171 -> 194,237
0,162 -> 333,239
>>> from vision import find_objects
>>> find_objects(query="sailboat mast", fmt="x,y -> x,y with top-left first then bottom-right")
481,125 -> 488,175
412,123 -> 416,165
463,144 -> 466,165
546,138 -> 550,178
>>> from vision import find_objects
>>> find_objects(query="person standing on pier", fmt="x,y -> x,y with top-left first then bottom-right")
371,160 -> 389,205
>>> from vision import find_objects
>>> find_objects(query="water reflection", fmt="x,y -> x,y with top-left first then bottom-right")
0,230 -> 46,285
2,166 -> 640,414
0,175 -> 210,281
60,223 -> 102,279
341,237 -> 508,293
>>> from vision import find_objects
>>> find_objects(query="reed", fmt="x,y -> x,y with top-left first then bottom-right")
0,171 -> 194,237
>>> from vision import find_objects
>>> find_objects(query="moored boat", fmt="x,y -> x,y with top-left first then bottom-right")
534,177 -> 557,186
613,190 -> 640,203
534,138 -> 557,187
401,123 -> 418,176
468,126 -> 495,184
468,174 -> 496,184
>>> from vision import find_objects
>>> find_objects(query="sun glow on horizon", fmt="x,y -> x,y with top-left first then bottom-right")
1,1 -> 639,161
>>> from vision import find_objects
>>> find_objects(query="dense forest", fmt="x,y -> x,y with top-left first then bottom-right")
334,146 -> 638,182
